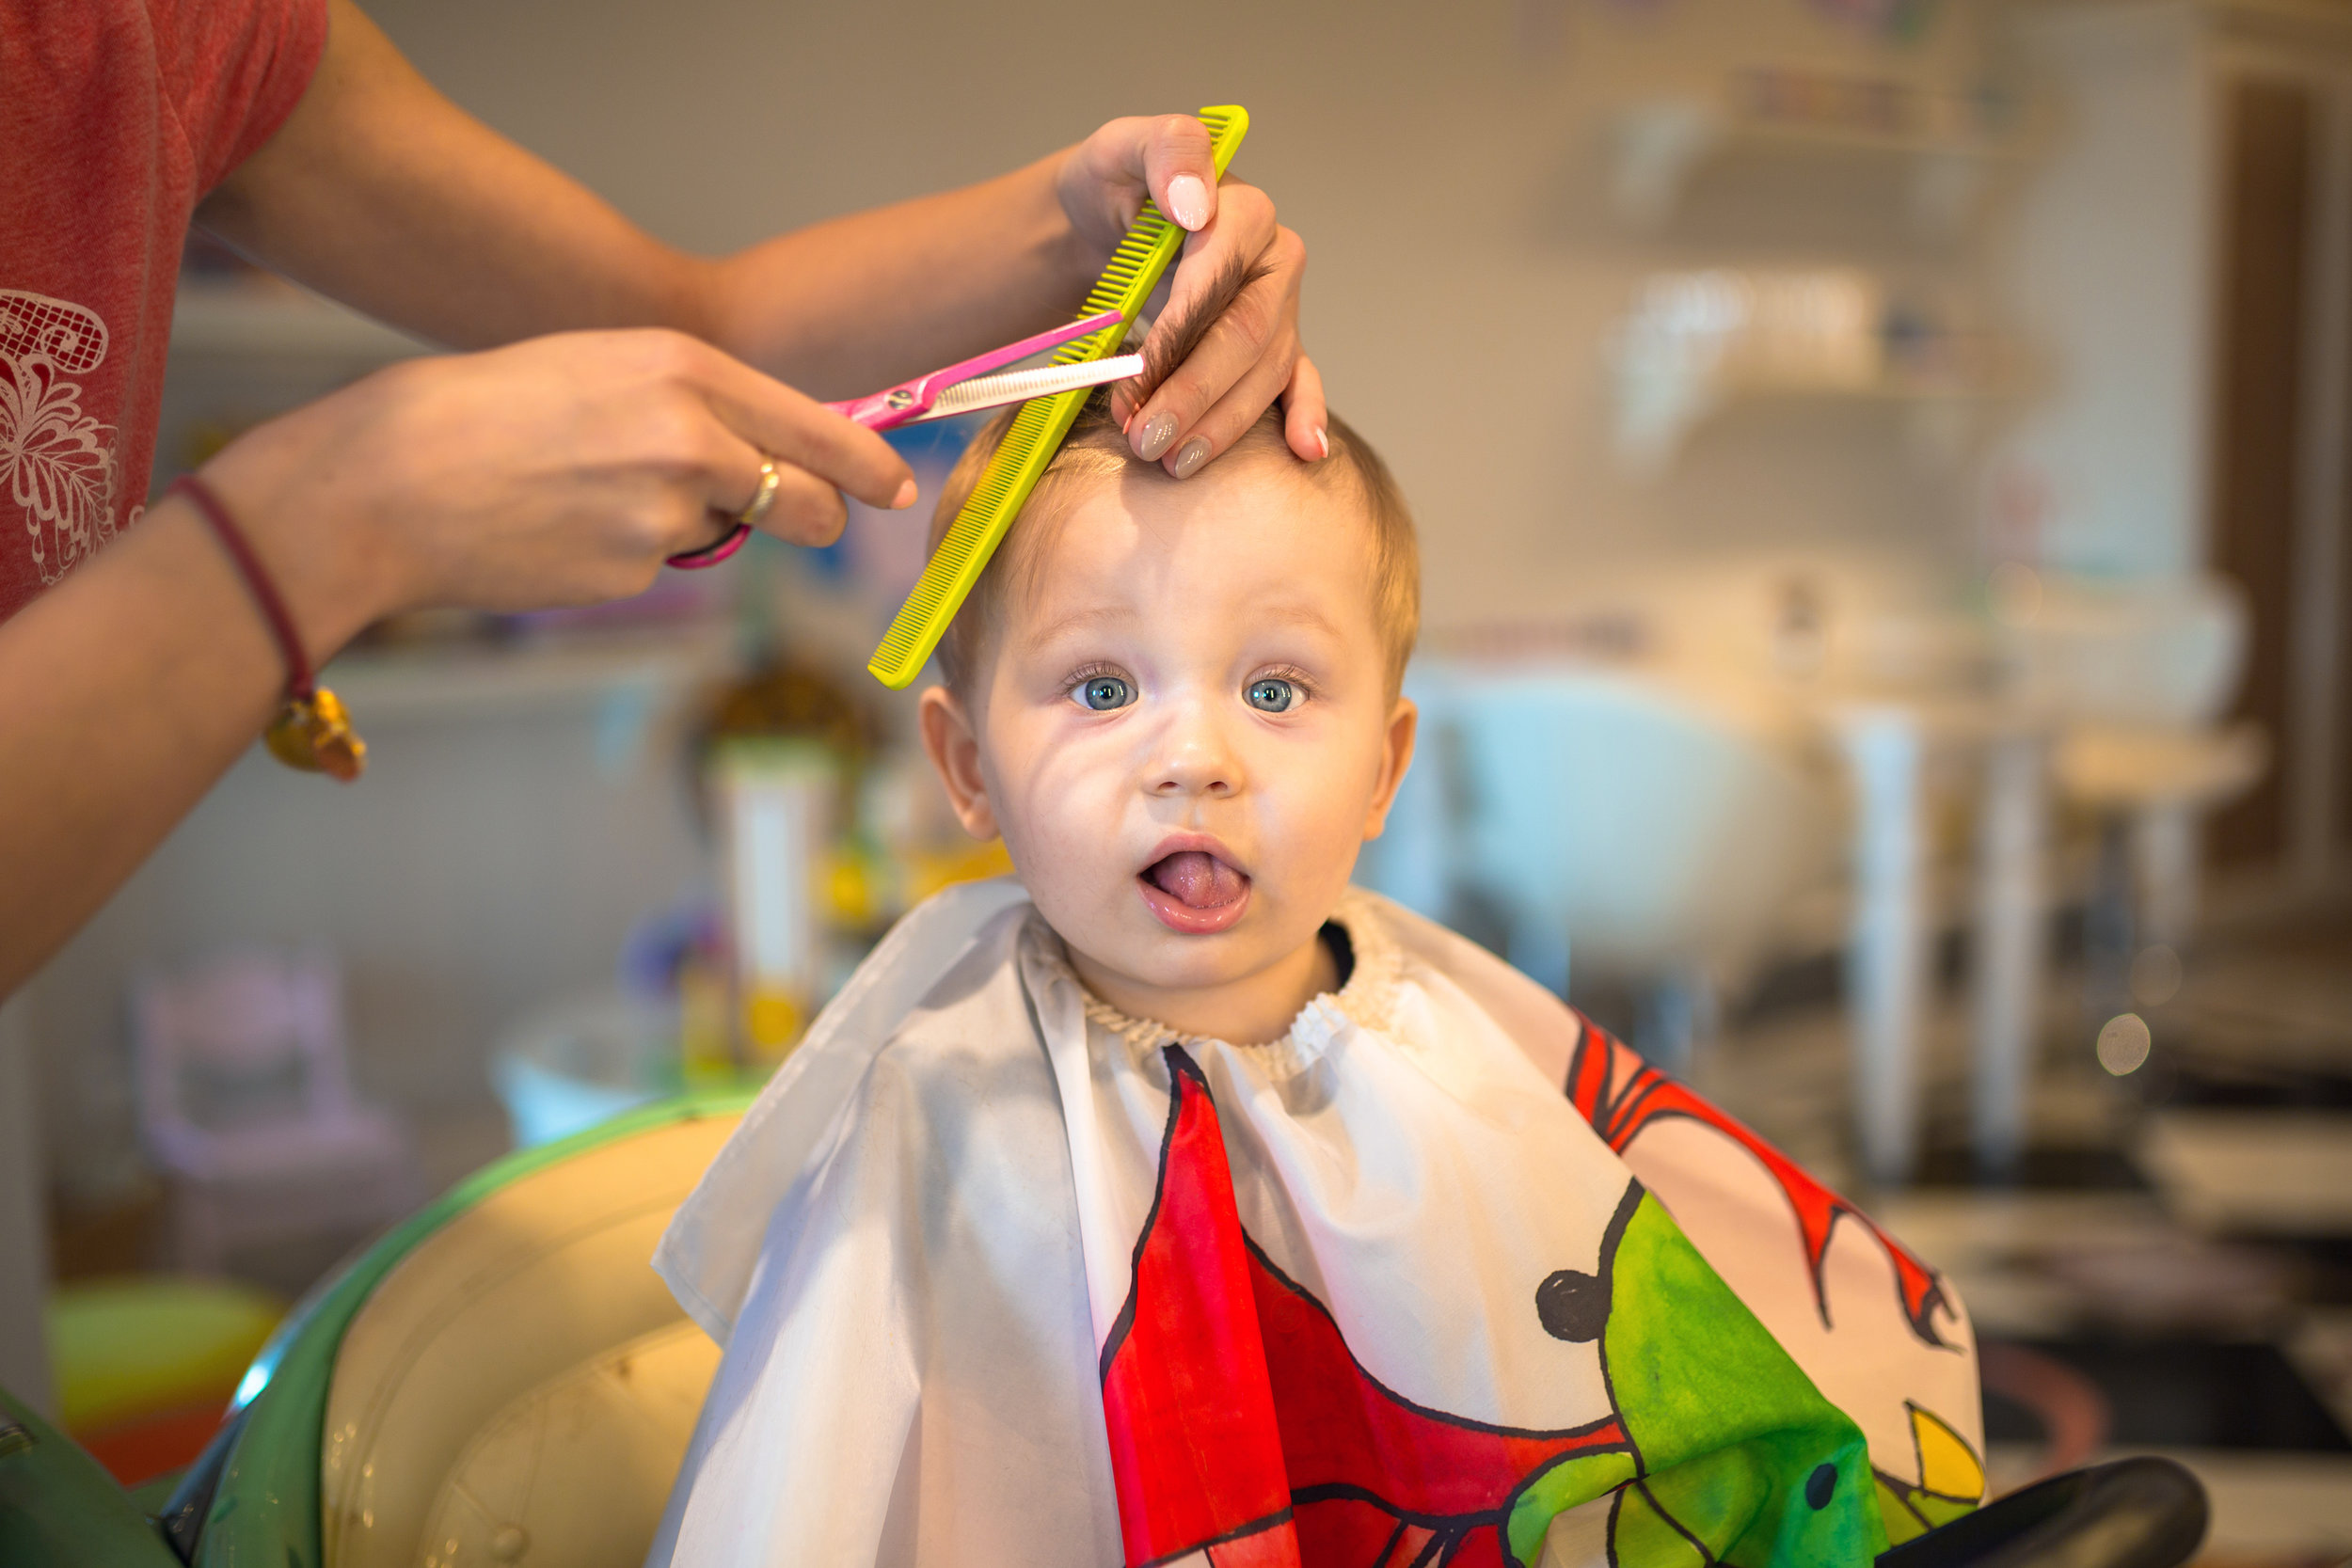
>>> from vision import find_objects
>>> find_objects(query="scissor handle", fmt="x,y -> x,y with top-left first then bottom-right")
668,309 -> 1119,569
664,392 -> 876,569
666,521 -> 750,569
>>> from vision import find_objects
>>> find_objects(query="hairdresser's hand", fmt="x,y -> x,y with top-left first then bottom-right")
197,328 -> 915,656
1058,115 -> 1326,478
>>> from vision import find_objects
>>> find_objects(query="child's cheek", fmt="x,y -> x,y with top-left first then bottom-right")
1279,738 -> 1386,884
1000,732 -> 1122,909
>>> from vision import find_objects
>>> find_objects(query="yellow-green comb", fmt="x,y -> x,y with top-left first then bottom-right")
866,104 -> 1250,688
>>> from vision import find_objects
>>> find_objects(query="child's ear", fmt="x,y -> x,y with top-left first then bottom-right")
1360,696 -> 1418,841
918,684 -> 1001,841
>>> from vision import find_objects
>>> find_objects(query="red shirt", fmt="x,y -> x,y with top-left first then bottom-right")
0,0 -> 326,624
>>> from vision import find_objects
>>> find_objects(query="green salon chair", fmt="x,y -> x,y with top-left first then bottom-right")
0,1086 -> 2212,1568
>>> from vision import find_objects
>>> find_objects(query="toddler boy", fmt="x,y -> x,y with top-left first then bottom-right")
648,315 -> 1982,1568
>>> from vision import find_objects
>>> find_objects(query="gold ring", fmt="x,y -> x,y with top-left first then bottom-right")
739,457 -> 783,528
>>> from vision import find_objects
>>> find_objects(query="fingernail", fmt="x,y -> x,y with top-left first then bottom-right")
1170,436 -> 1211,480
1165,173 -> 1211,230
892,478 -> 918,509
1314,426 -> 1330,460
1135,411 -> 1179,462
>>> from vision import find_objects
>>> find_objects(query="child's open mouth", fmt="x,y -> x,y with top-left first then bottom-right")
1137,848 -> 1251,935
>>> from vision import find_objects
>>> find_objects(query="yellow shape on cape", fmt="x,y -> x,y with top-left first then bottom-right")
1913,1403 -> 1986,1502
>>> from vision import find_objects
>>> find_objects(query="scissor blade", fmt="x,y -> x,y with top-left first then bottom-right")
918,354 -> 1145,422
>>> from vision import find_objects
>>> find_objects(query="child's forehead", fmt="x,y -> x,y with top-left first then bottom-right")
1013,454 -> 1375,606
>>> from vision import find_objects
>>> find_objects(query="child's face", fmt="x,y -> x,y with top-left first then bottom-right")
920,455 -> 1415,1034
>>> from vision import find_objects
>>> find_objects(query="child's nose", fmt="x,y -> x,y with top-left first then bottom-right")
1151,751 -> 1237,797
1149,711 -> 1243,798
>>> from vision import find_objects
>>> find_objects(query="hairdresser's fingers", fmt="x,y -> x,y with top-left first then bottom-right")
659,333 -> 915,511
699,422 -> 774,524
1108,180 -> 1287,427
608,378 -> 761,560
1060,115 -> 1216,260
1144,184 -> 1292,409
1158,317 -> 1300,480
1281,353 -> 1329,463
748,459 -> 853,548
1161,181 -> 1282,357
657,430 -> 849,557
1134,114 -> 1218,232
1123,211 -> 1305,457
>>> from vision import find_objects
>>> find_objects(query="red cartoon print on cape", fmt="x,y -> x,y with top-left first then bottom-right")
1562,1016 -> 1952,1348
1099,1046 -> 1635,1568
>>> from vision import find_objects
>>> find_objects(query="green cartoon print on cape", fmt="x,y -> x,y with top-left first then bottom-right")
1096,1045 -> 1889,1567
1565,1019 -> 1985,1546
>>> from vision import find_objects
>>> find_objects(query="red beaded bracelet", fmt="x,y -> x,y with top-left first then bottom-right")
169,474 -> 366,782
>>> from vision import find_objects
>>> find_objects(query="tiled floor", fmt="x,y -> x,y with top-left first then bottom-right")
1704,904 -> 2352,1565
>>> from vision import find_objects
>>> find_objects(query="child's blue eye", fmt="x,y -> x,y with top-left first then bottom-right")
1075,675 -> 1134,711
1246,678 -> 1298,713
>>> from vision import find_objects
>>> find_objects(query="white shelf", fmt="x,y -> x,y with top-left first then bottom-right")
170,280 -> 434,362
1609,266 -> 2018,469
1608,91 -> 2031,235
323,628 -> 738,722
1619,375 -> 2009,471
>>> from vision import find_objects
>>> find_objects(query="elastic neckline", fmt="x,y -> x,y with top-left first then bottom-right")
1057,889 -> 1399,1063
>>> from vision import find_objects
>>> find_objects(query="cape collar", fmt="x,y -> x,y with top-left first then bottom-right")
1026,887 -> 1402,1082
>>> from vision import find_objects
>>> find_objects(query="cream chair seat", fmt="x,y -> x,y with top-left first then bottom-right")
319,1113 -> 738,1568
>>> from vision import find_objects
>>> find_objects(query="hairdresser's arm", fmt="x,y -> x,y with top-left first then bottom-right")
0,331 -> 913,996
197,0 -> 1324,474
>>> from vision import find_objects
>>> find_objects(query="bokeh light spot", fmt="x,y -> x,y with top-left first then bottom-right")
2097,1012 -> 2152,1076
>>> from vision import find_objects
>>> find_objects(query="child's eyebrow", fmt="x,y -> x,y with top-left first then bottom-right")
1018,599 -> 1350,655
1012,604 -> 1137,649
1251,603 -> 1348,639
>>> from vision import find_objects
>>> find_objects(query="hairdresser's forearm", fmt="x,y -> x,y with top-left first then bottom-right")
199,1 -> 1089,397
700,152 -> 1093,397
0,501 -> 298,994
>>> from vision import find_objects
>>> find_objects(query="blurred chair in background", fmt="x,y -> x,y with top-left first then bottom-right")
2005,572 -> 2265,1047
2058,723 -> 2265,1032
1369,668 -> 1836,1073
134,948 -> 423,1274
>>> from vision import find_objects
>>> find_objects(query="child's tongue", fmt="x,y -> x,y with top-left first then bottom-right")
1145,850 -> 1247,910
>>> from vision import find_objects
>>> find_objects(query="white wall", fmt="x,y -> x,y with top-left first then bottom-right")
24,651 -> 719,1202
1992,0 -> 2215,578
364,0 -> 2011,626
24,0 -> 2062,1198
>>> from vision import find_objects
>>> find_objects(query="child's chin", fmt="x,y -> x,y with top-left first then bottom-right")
1058,924 -> 1256,989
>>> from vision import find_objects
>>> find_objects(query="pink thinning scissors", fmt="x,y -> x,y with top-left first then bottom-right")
668,309 -> 1141,568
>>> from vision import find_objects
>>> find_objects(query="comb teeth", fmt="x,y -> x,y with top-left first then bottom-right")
869,105 -> 1251,688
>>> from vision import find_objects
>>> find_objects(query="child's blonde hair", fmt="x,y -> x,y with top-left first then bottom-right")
923,254 -> 1417,703
925,398 -> 1418,700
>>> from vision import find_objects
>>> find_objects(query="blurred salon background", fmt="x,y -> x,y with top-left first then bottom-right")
5,0 -> 2350,1557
